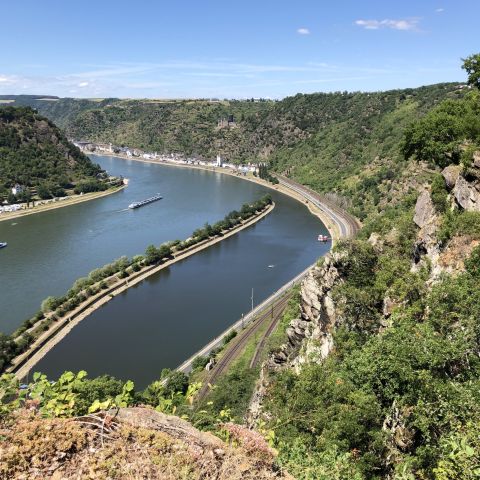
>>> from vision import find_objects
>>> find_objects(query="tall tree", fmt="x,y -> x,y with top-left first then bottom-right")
462,53 -> 480,89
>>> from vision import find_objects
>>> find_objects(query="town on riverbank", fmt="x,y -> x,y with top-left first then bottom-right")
74,141 -> 267,177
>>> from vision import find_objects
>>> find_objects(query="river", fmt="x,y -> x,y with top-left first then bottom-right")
0,155 -> 329,387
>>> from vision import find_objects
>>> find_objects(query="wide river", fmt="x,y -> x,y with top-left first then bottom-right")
0,155 -> 329,387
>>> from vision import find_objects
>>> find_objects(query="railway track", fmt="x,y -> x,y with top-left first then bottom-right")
196,292 -> 292,403
249,299 -> 288,369
276,175 -> 360,238
190,176 -> 361,403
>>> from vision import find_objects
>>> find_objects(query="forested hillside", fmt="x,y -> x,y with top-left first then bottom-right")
242,54 -> 480,479
1,83 -> 463,219
0,107 -> 107,200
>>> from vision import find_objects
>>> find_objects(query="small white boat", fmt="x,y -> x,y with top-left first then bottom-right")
317,234 -> 331,242
0,242 -> 7,249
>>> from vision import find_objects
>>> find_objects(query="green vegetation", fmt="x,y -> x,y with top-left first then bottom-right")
403,53 -> 480,171
263,235 -> 480,479
462,52 -> 480,89
2,84 -> 463,220
257,56 -> 480,478
0,107 -> 110,202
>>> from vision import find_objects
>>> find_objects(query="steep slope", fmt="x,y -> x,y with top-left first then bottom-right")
0,106 -> 106,198
244,67 -> 480,478
2,83 -> 462,219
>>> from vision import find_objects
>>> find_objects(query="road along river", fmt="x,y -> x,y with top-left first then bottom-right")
1,155 -> 330,387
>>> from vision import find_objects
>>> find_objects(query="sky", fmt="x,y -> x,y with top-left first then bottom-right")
0,0 -> 478,99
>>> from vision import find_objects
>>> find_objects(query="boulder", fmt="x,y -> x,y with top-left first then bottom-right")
453,175 -> 480,211
414,190 -> 436,228
441,165 -> 461,189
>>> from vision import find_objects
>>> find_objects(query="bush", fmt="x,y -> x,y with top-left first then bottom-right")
465,245 -> 480,277
131,262 -> 141,272
163,371 -> 189,396
439,211 -> 480,243
431,174 -> 448,213
192,356 -> 210,370
223,329 -> 237,345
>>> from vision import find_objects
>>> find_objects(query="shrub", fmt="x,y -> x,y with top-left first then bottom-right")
223,329 -> 237,345
431,174 -> 448,213
465,245 -> 480,277
192,356 -> 210,370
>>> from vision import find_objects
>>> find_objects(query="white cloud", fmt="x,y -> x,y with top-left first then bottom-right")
78,81 -> 89,87
435,8 -> 444,12
355,18 -> 420,31
0,75 -> 16,84
297,28 -> 310,35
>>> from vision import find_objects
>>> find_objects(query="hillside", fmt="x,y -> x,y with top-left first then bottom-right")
0,106 -> 108,201
1,57 -> 479,480
1,83 -> 464,219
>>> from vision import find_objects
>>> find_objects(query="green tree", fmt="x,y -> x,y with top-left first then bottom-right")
37,184 -> 52,199
462,53 -> 480,89
144,245 -> 161,265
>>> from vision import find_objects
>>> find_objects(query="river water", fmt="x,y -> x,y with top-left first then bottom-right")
0,155 -> 329,387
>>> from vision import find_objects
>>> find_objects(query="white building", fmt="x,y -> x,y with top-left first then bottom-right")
11,184 -> 23,195
216,155 -> 222,167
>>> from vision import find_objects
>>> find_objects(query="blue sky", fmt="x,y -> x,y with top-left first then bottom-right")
0,0 -> 478,98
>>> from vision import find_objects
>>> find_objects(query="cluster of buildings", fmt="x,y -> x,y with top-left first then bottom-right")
0,204 -> 22,213
73,142 -> 259,175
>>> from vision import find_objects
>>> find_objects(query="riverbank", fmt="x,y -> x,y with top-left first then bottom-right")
0,185 -> 125,223
90,152 -> 343,242
8,202 -> 275,380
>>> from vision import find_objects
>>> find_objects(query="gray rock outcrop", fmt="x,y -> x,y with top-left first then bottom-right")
452,175 -> 480,211
413,189 -> 437,229
247,251 -> 344,426
441,165 -> 461,189
412,188 -> 441,278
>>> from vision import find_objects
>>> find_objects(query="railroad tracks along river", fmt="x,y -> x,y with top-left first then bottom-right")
191,175 -> 359,402
196,291 -> 292,403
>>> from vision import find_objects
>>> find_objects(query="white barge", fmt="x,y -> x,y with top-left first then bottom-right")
128,193 -> 163,209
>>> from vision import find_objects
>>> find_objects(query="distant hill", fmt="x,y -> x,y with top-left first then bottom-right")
0,106 -> 106,199
1,83 -> 464,218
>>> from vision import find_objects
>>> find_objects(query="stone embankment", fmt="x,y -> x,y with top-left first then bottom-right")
8,202 -> 275,380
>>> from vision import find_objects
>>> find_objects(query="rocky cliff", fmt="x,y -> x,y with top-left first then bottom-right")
248,158 -> 480,427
